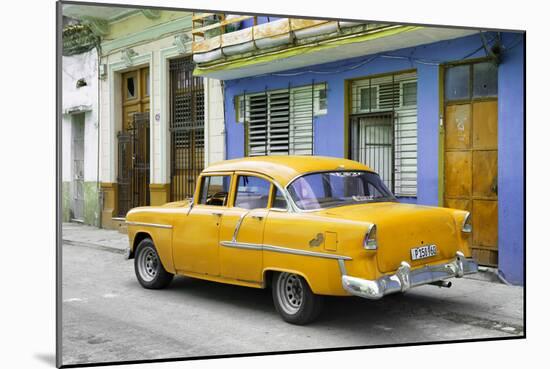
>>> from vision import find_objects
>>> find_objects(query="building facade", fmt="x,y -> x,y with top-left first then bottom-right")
63,5 -> 226,230
191,17 -> 525,284
61,8 -> 525,284
61,18 -> 100,226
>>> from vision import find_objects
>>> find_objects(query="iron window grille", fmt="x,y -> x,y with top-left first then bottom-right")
169,57 -> 205,202
350,71 -> 418,197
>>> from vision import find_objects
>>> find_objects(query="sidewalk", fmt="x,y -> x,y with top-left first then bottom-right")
62,222 -> 129,255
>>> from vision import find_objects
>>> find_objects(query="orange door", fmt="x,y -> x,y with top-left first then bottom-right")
444,100 -> 498,266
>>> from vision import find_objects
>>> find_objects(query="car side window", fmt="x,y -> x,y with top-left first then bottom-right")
234,175 -> 271,210
199,175 -> 231,206
272,186 -> 288,210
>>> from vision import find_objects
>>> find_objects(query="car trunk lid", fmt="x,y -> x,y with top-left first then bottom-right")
321,202 -> 459,273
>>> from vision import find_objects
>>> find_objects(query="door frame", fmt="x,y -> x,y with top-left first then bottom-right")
116,65 -> 152,217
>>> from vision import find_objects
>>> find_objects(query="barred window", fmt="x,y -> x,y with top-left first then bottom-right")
351,71 -> 418,197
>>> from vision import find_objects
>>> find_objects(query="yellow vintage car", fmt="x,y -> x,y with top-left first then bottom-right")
126,156 -> 477,324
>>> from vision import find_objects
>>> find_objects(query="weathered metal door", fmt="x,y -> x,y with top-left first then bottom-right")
72,114 -> 85,221
169,57 -> 204,201
444,61 -> 498,266
117,112 -> 150,217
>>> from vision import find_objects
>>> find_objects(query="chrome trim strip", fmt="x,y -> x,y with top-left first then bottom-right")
220,240 -> 352,260
220,241 -> 263,251
262,244 -> 352,260
232,210 -> 251,242
462,212 -> 472,233
341,251 -> 478,300
187,197 -> 194,216
337,259 -> 347,275
126,221 -> 173,229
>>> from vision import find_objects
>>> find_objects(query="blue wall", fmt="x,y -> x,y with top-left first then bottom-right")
223,32 -> 525,284
497,33 -> 525,285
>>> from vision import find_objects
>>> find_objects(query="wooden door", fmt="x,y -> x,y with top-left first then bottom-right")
122,66 -> 150,130
444,100 -> 498,266
119,66 -> 150,216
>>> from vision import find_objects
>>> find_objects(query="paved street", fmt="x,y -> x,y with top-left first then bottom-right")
61,237 -> 524,366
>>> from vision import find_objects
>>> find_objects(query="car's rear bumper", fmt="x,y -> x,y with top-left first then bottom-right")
341,251 -> 478,300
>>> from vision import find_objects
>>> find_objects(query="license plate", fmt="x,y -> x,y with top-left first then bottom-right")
410,244 -> 437,260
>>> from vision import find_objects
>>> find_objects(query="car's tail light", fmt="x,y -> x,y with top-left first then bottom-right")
462,213 -> 472,233
364,224 -> 378,250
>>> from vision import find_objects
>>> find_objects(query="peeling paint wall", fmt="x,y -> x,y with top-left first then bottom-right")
83,181 -> 100,226
62,48 -> 100,226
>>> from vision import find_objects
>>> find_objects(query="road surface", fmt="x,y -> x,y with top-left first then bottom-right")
61,243 -> 524,366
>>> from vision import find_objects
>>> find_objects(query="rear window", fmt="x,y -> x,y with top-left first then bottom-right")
287,171 -> 395,210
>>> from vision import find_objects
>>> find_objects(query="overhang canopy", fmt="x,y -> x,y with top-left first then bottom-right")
194,26 -> 478,80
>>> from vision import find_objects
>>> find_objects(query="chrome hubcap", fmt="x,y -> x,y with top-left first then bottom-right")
138,247 -> 158,282
277,273 -> 303,315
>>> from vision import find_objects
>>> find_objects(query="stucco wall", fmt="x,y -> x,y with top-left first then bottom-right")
62,48 -> 100,226
223,32 -> 525,283
205,78 -> 226,166
62,48 -> 99,183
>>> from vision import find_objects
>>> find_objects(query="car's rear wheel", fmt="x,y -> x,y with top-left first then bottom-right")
272,272 -> 322,325
134,238 -> 173,289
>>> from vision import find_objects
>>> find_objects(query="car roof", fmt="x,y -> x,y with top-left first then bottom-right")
202,156 -> 374,186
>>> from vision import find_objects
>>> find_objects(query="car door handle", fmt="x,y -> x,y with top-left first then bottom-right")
211,212 -> 223,217
251,215 -> 264,221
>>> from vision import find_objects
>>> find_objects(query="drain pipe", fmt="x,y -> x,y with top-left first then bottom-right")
221,80 -> 227,160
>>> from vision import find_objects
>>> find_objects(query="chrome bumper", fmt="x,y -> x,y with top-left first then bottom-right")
341,251 -> 478,300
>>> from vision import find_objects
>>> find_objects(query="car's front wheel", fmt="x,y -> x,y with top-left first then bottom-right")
272,272 -> 322,325
134,238 -> 173,289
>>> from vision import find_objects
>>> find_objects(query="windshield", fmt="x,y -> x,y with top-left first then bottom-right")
287,171 -> 396,210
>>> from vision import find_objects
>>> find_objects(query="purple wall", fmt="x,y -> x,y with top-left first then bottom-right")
223,32 -> 525,284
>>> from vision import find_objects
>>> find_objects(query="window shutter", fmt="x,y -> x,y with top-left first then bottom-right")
268,90 -> 290,155
245,84 -> 319,156
290,86 -> 314,155
351,71 -> 418,197
247,94 -> 268,156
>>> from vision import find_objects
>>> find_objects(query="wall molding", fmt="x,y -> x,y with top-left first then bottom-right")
101,15 -> 192,55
